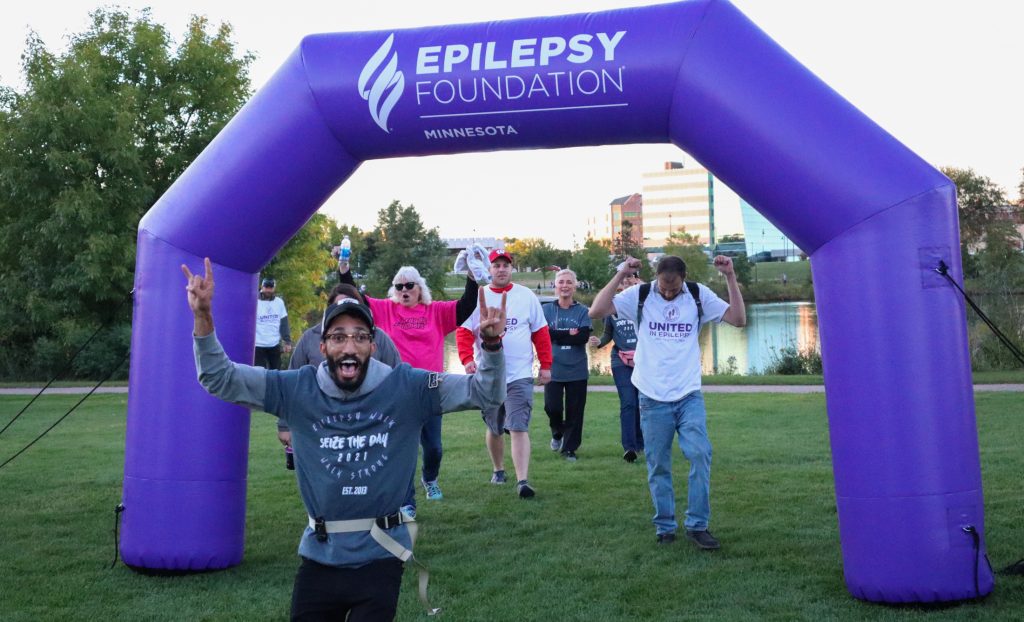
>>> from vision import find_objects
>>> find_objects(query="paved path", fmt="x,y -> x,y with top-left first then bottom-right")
3,384 -> 1022,395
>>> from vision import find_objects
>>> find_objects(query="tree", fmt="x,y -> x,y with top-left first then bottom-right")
941,167 -> 1019,275
0,9 -> 252,379
941,167 -> 1024,369
662,227 -> 710,283
263,214 -> 338,341
570,238 -> 613,288
363,200 -> 449,298
502,238 -> 528,270
612,220 -> 646,264
518,238 -> 560,283
731,252 -> 754,288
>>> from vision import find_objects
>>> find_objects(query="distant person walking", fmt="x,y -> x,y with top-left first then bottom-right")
542,269 -> 595,461
590,255 -> 746,550
254,277 -> 292,370
595,271 -> 644,463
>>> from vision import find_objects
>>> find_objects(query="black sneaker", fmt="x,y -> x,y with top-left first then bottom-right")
656,533 -> 676,545
490,470 -> 506,485
563,451 -> 577,462
685,530 -> 720,550
623,449 -> 637,463
516,479 -> 535,499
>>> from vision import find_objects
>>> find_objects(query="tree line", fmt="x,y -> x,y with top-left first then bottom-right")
1,10 -> 1022,379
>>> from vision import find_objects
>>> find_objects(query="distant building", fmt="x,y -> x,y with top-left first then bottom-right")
585,206 -> 612,242
592,158 -> 801,261
640,161 -> 714,247
586,195 -> 643,247
738,199 -> 800,261
611,194 -> 644,246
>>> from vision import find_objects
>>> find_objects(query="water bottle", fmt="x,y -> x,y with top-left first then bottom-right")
340,235 -> 351,261
285,445 -> 295,470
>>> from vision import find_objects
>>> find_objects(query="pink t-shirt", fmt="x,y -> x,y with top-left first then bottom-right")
365,297 -> 457,372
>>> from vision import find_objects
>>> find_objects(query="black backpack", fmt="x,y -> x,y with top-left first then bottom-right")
637,281 -> 702,324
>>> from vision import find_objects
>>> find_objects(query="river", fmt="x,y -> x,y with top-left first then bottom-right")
442,301 -> 819,376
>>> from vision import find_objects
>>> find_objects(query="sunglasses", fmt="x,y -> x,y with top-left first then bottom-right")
393,282 -> 416,291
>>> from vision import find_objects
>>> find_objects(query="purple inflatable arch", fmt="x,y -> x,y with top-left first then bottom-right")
121,0 -> 992,602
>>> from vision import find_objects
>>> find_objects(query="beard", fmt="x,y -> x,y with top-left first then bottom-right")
326,353 -> 370,391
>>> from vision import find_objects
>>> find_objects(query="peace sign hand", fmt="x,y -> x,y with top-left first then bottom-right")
477,288 -> 507,342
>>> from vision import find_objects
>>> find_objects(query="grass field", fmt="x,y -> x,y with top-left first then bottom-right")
1,393 -> 1022,620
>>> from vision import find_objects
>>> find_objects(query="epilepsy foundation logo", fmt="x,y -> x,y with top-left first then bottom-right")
358,34 -> 405,133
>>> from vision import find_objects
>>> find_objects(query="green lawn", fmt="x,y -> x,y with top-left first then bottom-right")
1,393 -> 1022,620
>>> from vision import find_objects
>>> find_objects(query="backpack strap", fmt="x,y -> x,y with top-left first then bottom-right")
638,281 -> 702,323
637,282 -> 651,324
686,281 -> 703,321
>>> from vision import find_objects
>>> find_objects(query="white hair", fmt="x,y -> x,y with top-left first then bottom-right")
388,266 -> 432,304
554,268 -> 578,283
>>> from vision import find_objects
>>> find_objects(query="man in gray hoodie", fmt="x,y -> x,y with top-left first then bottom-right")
182,258 -> 507,621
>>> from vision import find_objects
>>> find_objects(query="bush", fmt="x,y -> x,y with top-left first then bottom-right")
762,346 -> 822,375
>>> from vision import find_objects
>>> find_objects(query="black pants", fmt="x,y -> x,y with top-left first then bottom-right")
254,345 -> 281,370
290,556 -> 404,621
544,379 -> 589,453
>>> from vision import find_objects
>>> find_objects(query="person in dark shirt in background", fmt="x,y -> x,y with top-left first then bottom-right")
542,269 -> 595,462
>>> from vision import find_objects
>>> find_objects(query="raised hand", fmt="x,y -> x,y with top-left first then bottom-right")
181,257 -> 215,314
181,257 -> 215,336
477,287 -> 507,341
713,255 -> 734,277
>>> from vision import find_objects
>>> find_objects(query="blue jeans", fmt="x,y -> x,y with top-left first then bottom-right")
420,414 -> 443,483
612,364 -> 643,452
405,415 -> 443,507
639,390 -> 712,534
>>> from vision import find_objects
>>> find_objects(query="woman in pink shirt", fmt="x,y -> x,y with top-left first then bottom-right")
340,263 -> 478,501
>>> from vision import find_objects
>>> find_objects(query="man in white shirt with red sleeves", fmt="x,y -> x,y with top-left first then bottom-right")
458,249 -> 553,498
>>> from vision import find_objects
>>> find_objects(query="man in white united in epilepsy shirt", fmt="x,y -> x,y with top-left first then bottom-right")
182,258 -> 508,621
590,254 -> 746,551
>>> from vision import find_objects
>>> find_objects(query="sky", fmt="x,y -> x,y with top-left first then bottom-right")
2,1 -> 1021,249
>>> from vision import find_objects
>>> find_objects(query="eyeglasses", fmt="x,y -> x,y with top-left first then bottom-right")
393,282 -> 416,291
323,332 -> 373,345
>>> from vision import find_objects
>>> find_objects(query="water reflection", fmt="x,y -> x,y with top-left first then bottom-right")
442,302 -> 819,376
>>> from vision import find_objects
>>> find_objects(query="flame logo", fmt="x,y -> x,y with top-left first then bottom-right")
358,34 -> 404,133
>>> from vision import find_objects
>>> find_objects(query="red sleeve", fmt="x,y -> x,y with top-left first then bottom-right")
531,325 -> 553,370
456,326 -> 476,364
